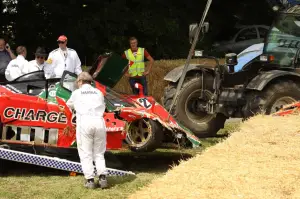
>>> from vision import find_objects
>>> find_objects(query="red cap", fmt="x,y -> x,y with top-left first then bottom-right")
57,35 -> 67,42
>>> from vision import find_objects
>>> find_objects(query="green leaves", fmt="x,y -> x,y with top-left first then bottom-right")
2,0 -> 273,64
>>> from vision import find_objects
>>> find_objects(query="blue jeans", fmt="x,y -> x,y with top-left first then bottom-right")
129,76 -> 148,96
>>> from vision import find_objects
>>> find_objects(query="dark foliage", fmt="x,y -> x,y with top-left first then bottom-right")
0,0 -> 274,65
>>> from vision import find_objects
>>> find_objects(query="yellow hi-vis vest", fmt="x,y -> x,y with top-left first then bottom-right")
124,47 -> 145,76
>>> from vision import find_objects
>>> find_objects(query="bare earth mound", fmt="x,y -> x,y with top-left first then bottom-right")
129,115 -> 300,199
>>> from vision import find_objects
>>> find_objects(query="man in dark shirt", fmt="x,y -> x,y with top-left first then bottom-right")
0,38 -> 16,81
122,37 -> 154,96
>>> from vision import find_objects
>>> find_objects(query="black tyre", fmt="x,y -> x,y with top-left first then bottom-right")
126,119 -> 163,152
244,80 -> 300,116
162,75 -> 227,137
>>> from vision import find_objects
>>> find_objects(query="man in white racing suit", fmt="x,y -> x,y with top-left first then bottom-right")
65,72 -> 107,189
47,35 -> 82,78
5,46 -> 29,81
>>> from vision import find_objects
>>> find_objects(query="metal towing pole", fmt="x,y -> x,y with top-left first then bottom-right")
167,0 -> 213,120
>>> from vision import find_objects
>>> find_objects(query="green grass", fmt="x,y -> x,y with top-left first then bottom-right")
0,123 -> 239,199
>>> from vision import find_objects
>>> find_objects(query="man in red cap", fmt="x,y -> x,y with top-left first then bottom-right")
46,35 -> 82,78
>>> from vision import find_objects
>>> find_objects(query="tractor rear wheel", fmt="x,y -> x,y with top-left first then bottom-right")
245,80 -> 300,116
162,75 -> 227,137
126,119 -> 163,152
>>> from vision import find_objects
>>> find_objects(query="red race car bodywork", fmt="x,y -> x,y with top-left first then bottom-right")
0,69 -> 201,155
0,52 -> 201,157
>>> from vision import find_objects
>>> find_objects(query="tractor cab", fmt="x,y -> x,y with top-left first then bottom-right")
190,4 -> 300,88
260,5 -> 300,70
224,5 -> 300,72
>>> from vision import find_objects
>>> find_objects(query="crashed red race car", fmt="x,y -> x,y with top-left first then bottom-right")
0,52 -> 200,158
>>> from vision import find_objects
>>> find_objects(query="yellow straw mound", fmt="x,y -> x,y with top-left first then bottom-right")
114,58 -> 223,102
129,114 -> 300,199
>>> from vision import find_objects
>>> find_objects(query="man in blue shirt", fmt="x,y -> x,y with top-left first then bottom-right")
0,38 -> 16,81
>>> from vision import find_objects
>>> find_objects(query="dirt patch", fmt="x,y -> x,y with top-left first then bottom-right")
129,114 -> 300,199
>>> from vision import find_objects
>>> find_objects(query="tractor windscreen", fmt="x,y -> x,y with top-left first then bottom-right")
263,13 -> 300,66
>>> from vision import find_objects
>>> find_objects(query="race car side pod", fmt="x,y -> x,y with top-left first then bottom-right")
0,147 -> 135,177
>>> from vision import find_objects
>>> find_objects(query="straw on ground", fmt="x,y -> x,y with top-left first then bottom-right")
129,114 -> 300,199
114,58 -> 224,102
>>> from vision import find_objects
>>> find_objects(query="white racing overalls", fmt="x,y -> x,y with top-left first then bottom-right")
26,60 -> 53,79
66,84 -> 107,179
5,55 -> 29,81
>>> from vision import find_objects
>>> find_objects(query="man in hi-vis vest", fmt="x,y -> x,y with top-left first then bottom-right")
122,37 -> 154,95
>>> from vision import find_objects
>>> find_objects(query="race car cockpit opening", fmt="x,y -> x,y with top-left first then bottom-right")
59,71 -> 140,111
3,71 -> 47,95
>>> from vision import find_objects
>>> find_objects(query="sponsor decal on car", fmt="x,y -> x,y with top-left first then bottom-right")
49,89 -> 56,97
137,98 -> 152,109
106,127 -> 124,132
3,107 -> 67,124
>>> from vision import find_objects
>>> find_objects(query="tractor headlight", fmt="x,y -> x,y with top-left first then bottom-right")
260,54 -> 274,62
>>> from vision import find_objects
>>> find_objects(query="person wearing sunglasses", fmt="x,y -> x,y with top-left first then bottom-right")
46,35 -> 82,78
26,47 -> 54,79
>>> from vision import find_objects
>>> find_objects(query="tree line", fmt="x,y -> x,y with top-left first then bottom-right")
0,0 -> 274,65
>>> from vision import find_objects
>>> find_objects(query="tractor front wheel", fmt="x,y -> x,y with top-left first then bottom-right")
162,75 -> 227,137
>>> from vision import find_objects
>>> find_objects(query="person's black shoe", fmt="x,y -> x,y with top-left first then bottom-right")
98,175 -> 108,189
84,178 -> 96,189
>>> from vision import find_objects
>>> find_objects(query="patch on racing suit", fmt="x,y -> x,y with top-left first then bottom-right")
81,91 -> 97,94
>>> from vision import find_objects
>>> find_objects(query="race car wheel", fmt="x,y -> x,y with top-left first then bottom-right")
126,119 -> 163,152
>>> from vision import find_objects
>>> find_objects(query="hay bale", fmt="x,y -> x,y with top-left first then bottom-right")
129,114 -> 300,199
113,58 -> 223,102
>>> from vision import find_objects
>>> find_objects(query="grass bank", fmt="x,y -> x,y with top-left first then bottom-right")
0,123 -> 237,199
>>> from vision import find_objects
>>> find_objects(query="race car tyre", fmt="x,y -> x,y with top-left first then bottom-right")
162,75 -> 227,137
126,119 -> 163,152
244,80 -> 300,116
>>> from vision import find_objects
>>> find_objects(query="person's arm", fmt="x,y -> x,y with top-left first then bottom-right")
6,46 -> 16,59
121,52 -> 127,59
46,51 -> 55,66
66,92 -> 76,110
122,52 -> 131,77
74,51 -> 82,75
21,61 -> 30,75
143,49 -> 154,76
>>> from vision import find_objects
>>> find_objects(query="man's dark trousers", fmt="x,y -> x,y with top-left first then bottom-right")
129,76 -> 148,96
